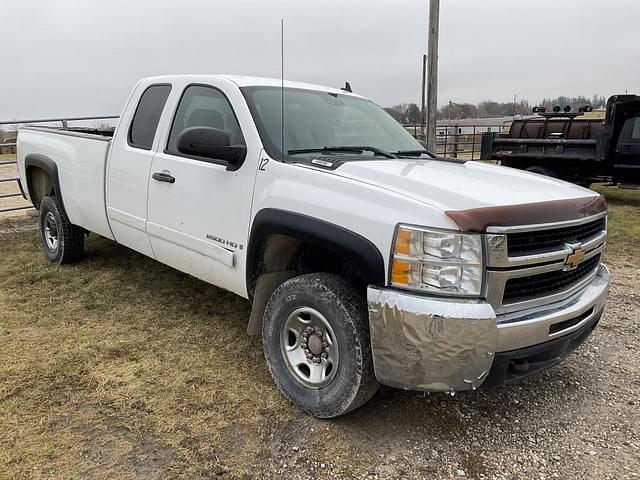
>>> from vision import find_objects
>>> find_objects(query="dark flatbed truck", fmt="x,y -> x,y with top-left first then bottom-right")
481,95 -> 640,187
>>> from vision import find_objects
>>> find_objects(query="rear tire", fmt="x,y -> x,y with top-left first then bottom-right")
262,273 -> 379,418
38,196 -> 84,264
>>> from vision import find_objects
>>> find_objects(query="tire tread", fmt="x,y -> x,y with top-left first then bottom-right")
263,273 -> 379,418
39,196 -> 84,264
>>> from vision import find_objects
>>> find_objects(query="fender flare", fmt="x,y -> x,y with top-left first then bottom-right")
246,208 -> 386,299
24,153 -> 68,217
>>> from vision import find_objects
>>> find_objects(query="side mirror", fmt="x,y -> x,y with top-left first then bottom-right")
177,127 -> 246,165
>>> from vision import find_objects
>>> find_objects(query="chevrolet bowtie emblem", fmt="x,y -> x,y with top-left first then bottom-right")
565,247 -> 586,269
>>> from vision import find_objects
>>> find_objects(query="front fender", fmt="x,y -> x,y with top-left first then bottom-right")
246,208 -> 386,299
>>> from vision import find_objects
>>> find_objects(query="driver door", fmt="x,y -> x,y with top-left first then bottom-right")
146,80 -> 257,296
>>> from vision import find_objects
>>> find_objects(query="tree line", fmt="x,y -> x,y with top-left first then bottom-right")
384,95 -> 609,123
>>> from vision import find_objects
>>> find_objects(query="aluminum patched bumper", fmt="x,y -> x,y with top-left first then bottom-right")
366,264 -> 609,392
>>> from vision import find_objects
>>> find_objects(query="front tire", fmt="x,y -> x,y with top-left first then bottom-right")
262,273 -> 379,418
38,196 -> 84,264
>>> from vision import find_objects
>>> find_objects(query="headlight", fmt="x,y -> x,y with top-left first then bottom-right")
390,225 -> 484,296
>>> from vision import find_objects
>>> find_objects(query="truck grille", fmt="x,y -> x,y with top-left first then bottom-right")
507,217 -> 606,256
503,254 -> 600,304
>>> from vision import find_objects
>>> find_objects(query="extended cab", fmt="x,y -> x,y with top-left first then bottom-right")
17,75 -> 610,417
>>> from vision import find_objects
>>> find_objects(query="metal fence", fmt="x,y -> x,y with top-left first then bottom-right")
0,116 -> 118,214
405,121 -> 512,160
0,135 -> 28,214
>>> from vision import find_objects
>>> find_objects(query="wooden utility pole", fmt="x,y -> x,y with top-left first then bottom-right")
421,54 -> 427,139
426,0 -> 440,151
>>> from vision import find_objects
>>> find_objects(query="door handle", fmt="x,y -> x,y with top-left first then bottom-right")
152,172 -> 175,184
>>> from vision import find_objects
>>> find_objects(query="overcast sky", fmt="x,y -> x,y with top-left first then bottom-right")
1,0 -> 638,120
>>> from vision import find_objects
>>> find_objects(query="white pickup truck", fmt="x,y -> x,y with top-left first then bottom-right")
17,75 -> 609,418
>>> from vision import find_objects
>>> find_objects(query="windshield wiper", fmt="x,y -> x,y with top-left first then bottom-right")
393,149 -> 436,158
287,146 -> 397,159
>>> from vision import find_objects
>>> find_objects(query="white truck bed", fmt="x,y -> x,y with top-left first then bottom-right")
17,127 -> 115,239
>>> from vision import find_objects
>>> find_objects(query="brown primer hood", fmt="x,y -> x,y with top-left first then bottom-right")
446,195 -> 607,232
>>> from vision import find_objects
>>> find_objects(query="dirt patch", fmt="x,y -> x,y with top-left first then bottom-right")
0,214 -> 36,235
69,403 -> 175,480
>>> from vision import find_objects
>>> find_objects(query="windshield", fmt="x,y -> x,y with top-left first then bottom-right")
241,86 -> 425,161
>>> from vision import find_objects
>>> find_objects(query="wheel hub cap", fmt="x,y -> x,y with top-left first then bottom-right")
44,212 -> 59,251
307,334 -> 323,355
281,307 -> 339,389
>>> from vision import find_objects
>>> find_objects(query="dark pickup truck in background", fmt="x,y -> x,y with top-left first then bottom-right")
481,94 -> 640,187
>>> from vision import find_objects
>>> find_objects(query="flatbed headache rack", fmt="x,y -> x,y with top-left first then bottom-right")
0,115 -> 118,214
480,95 -> 640,186
481,110 -> 602,163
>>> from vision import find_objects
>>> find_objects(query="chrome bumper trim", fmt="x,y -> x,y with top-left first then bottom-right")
367,288 -> 497,392
496,264 -> 609,351
367,264 -> 609,392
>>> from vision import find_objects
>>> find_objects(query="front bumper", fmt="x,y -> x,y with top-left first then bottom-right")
366,264 -> 609,392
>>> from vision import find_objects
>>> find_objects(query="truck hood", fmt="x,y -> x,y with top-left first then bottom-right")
331,159 -> 598,212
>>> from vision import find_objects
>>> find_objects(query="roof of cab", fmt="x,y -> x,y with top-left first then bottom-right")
141,74 -> 364,98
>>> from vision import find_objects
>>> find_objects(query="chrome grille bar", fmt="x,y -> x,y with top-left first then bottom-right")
484,212 -> 607,314
485,212 -> 607,269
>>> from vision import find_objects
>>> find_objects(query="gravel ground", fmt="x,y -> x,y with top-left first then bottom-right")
236,259 -> 639,480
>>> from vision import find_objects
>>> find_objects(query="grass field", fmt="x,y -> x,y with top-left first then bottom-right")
593,184 -> 640,262
0,179 -> 638,479
0,223 -> 294,478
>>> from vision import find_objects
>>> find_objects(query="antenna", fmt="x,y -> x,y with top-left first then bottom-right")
280,19 -> 285,161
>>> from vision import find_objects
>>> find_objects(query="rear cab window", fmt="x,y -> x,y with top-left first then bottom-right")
128,84 -> 172,150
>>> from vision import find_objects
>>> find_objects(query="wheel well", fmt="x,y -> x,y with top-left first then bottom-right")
246,209 -> 385,299
245,232 -> 376,336
244,209 -> 386,335
24,154 -> 69,218
252,233 -> 371,294
26,166 -> 54,209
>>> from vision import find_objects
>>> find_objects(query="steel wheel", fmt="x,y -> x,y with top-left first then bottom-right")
280,306 -> 340,389
38,196 -> 84,264
43,212 -> 59,251
263,273 -> 379,417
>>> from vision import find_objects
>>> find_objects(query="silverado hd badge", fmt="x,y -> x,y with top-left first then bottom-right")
207,234 -> 243,250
